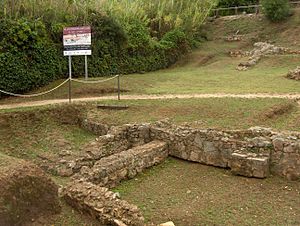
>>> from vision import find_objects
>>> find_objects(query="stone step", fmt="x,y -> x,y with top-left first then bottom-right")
229,152 -> 270,178
78,140 -> 168,188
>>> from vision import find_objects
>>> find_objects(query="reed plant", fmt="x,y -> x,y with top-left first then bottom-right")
1,0 -> 217,36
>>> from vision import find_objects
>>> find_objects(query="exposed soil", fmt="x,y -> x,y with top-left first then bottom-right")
262,102 -> 296,119
0,154 -> 60,226
116,158 -> 300,226
1,93 -> 300,110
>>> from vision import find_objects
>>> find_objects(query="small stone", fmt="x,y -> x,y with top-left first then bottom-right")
57,166 -> 73,177
159,222 -> 176,226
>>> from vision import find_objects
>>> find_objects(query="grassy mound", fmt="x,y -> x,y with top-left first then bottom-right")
0,153 -> 61,225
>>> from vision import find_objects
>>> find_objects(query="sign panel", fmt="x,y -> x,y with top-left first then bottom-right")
63,26 -> 91,56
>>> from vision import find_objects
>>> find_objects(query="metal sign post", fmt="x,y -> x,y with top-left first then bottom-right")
117,75 -> 120,101
68,56 -> 72,103
85,55 -> 88,80
63,26 -> 92,103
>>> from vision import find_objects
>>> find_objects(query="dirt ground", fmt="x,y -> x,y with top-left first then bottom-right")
1,93 -> 300,110
115,158 -> 300,226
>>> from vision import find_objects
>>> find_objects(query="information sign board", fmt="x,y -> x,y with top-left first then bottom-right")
63,26 -> 91,56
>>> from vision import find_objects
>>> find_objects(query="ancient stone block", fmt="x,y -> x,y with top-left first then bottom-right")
230,153 -> 270,178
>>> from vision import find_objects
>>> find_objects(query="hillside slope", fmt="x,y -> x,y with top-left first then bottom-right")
204,9 -> 300,48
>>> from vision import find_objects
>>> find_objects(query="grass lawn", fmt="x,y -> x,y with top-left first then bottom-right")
1,12 -> 300,105
89,98 -> 300,131
114,157 -> 300,226
1,41 -> 300,105
0,106 -> 97,161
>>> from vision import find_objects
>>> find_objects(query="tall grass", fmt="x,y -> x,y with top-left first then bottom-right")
102,0 -> 218,34
1,0 -> 217,35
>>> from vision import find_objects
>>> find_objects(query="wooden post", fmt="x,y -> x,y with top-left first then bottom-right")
235,6 -> 238,15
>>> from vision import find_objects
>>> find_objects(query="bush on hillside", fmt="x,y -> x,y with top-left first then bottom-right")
0,0 -> 215,98
262,0 -> 291,22
0,19 -> 63,97
217,0 -> 258,7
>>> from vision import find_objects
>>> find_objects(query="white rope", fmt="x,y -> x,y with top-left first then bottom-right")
0,78 -> 70,98
71,75 -> 119,84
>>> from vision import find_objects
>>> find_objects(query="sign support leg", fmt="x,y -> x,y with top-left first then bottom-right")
117,75 -> 120,101
69,56 -> 72,103
85,55 -> 88,80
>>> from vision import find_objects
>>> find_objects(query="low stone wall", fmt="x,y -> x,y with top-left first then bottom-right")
77,122 -> 299,180
77,140 -> 168,188
151,125 -> 299,180
271,134 -> 300,180
62,121 -> 299,225
63,181 -> 144,226
80,119 -> 110,136
236,42 -> 300,71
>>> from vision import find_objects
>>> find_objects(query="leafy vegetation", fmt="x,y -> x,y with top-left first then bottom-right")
0,0 -> 217,97
261,0 -> 291,22
217,0 -> 258,7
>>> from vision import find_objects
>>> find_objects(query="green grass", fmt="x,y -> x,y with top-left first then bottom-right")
115,157 -> 300,226
88,98 -> 300,131
1,11 -> 300,106
0,98 -> 299,225
0,107 -> 96,161
0,41 -> 299,106
0,12 -> 300,225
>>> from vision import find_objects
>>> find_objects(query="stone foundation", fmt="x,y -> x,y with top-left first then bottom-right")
61,121 -> 299,225
236,42 -> 300,71
75,122 -> 299,181
77,140 -> 168,188
63,181 -> 144,226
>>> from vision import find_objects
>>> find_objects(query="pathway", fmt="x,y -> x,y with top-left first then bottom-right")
1,93 -> 300,110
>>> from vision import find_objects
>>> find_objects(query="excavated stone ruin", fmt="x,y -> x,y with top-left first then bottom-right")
59,120 -> 300,226
286,66 -> 300,81
235,42 -> 300,71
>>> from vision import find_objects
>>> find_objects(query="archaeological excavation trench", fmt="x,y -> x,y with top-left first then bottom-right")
1,117 -> 299,226
59,119 -> 300,225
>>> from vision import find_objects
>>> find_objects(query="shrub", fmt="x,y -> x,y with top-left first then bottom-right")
217,0 -> 258,7
262,0 -> 291,22
0,18 -> 65,97
0,0 -> 215,97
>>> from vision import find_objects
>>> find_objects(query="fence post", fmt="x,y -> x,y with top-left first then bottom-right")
216,9 -> 219,17
235,6 -> 238,15
255,5 -> 259,14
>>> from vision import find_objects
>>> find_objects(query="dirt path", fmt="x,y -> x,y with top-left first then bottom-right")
0,93 -> 300,110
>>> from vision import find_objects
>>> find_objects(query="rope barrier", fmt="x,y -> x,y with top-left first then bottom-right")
0,78 -> 70,98
71,75 -> 119,84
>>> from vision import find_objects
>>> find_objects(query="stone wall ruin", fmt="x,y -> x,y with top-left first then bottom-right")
233,42 -> 300,71
62,120 -> 300,225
